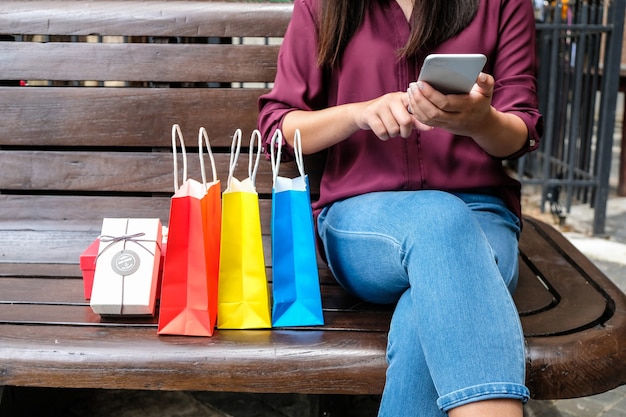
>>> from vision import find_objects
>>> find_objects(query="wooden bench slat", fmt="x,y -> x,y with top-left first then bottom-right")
0,230 -> 99,264
512,260 -> 556,314
0,277 -> 85,304
0,195 -> 171,230
0,263 -> 81,278
0,323 -> 386,394
0,1 -> 292,38
0,151 -> 297,195
0,276 -> 381,315
0,87 -> 268,148
0,304 -> 157,327
0,303 -> 392,333
0,194 -> 301,235
518,219 -> 609,336
0,42 -> 280,82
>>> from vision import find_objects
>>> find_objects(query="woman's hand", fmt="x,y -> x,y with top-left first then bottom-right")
406,72 -> 528,157
282,91 -> 431,153
407,72 -> 494,138
354,92 -> 432,141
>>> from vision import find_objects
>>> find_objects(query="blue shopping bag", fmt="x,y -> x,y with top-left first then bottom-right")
270,129 -> 324,327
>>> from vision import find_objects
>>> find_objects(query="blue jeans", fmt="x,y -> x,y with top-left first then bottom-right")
317,190 -> 530,416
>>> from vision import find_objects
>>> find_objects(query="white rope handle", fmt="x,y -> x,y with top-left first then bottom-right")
198,127 -> 218,188
270,129 -> 283,186
293,129 -> 305,178
226,129 -> 242,191
171,124 -> 188,192
249,130 -> 262,188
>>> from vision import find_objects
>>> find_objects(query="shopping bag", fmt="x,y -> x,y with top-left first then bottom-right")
270,129 -> 324,326
158,125 -> 221,336
217,129 -> 271,329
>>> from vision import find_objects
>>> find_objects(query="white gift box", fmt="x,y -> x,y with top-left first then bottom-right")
90,218 -> 163,316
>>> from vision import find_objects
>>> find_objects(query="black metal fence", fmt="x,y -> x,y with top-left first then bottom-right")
518,0 -> 625,234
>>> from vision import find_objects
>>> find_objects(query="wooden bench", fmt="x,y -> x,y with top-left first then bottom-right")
1,0 -> 626,412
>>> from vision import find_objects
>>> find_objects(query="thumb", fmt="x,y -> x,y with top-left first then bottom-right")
474,72 -> 494,95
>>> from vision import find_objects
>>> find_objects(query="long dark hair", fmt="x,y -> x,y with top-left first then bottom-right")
317,0 -> 480,68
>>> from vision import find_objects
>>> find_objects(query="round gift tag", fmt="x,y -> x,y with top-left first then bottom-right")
111,249 -> 140,276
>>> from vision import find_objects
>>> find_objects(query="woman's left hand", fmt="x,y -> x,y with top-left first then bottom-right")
407,72 -> 528,157
406,72 -> 494,139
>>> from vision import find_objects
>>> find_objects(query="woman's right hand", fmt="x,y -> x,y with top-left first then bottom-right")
282,91 -> 431,154
355,92 -> 432,141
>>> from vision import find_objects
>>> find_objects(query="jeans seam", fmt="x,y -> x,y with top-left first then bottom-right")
323,222 -> 410,271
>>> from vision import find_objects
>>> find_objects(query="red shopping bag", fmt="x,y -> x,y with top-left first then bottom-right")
158,125 -> 221,336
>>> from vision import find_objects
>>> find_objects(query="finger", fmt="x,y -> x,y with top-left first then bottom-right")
369,116 -> 390,141
380,113 -> 402,139
395,96 -> 416,138
409,92 -> 445,126
413,118 -> 434,132
415,81 -> 458,112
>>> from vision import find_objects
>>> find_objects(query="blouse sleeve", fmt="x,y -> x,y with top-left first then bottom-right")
257,0 -> 326,160
491,0 -> 543,159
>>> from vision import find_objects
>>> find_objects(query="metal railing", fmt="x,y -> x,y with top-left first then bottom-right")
518,0 -> 625,234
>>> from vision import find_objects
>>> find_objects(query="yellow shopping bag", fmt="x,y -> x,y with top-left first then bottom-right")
217,129 -> 271,329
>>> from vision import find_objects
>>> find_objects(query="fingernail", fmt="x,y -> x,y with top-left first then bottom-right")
416,81 -> 425,90
409,82 -> 417,93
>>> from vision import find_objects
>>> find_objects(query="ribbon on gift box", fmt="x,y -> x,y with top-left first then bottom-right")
97,232 -> 157,261
97,233 -> 160,281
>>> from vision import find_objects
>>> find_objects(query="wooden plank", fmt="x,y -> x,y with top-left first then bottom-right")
0,42 -> 280,83
0,194 -> 275,231
0,277 -> 85,304
518,219 -> 609,336
0,229 -> 235,264
0,276 -> 379,314
0,230 -> 99,264
512,259 -> 556,315
0,150 -> 296,195
0,195 -> 171,229
0,1 -> 292,38
0,87 -> 268,148
0,323 -> 387,394
0,263 -> 81,278
0,302 -> 391,332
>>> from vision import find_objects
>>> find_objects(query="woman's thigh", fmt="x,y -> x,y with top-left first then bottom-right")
316,190 -> 521,303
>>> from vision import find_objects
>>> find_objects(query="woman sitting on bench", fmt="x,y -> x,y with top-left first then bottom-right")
258,0 -> 543,416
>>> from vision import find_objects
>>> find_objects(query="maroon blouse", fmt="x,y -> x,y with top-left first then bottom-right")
258,0 -> 543,221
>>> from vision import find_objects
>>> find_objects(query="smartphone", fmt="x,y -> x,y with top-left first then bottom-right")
417,54 -> 487,94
